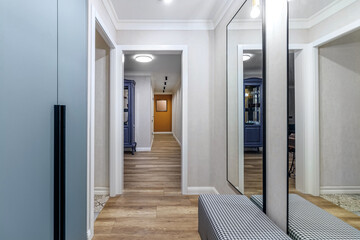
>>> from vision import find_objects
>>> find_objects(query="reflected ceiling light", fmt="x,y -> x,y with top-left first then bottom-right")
243,54 -> 252,61
250,0 -> 261,19
134,54 -> 154,63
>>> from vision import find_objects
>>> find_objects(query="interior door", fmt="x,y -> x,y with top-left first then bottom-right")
154,95 -> 172,132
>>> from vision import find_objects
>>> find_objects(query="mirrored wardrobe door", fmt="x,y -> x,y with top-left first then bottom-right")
288,0 -> 360,237
226,0 -> 265,210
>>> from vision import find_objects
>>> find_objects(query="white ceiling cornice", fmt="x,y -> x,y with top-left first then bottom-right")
115,19 -> 214,31
102,0 -> 356,31
306,0 -> 357,28
213,0 -> 235,28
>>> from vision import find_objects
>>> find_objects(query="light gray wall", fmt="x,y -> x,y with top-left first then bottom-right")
319,30 -> 360,188
117,30 -> 214,187
95,31 -> 110,188
125,75 -> 153,149
172,81 -> 182,144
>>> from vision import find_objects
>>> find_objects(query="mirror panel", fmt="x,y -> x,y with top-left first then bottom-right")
226,0 -> 265,205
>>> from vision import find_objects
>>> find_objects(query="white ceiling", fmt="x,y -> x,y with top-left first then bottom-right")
110,0 -> 227,20
288,0 -> 337,19
124,53 -> 181,93
235,0 -> 338,19
105,0 -> 355,30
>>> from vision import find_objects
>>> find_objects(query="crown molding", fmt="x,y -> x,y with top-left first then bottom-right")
102,0 -> 214,30
288,0 -> 357,29
102,0 -> 356,31
102,0 -> 120,29
307,0 -> 357,28
115,19 -> 214,31
213,0 -> 235,28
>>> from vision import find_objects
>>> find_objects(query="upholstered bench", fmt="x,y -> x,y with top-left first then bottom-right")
198,194 -> 291,240
250,194 -> 360,240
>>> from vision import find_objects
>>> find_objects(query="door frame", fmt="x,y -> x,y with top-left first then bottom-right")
87,6 -> 119,239
310,19 -> 360,195
118,45 -> 189,195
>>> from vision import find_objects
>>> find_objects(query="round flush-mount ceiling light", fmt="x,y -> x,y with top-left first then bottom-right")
243,54 -> 252,61
134,54 -> 154,63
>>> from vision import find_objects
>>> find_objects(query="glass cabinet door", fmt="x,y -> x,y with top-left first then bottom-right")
124,87 -> 129,125
245,85 -> 261,125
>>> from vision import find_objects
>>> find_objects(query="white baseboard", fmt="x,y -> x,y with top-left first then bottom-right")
320,186 -> 360,194
153,132 -> 172,134
136,147 -> 152,152
87,229 -> 93,240
94,187 -> 109,195
187,187 -> 219,195
173,133 -> 182,146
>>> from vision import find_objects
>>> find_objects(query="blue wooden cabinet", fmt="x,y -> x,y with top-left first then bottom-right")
244,78 -> 263,149
124,79 -> 137,154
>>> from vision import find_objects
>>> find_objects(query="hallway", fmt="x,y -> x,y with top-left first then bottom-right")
93,134 -> 200,239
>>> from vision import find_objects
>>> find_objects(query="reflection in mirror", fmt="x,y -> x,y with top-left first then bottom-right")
288,0 -> 360,237
226,0 -> 264,209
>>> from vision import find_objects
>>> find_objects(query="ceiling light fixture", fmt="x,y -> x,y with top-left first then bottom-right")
243,54 -> 252,61
250,0 -> 260,19
134,54 -> 154,63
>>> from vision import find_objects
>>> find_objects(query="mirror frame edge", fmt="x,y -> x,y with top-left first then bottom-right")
225,0 -> 267,214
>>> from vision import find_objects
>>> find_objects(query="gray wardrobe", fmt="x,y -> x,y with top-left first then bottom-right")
0,0 -> 88,239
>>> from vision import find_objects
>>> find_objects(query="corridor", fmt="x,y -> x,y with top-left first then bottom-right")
93,134 -> 200,239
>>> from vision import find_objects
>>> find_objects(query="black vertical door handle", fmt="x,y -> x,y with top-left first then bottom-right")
54,105 -> 66,240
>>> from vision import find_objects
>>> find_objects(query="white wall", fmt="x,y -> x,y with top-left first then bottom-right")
319,30 -> 360,190
172,80 -> 182,145
125,75 -> 153,150
117,30 -> 214,187
95,31 -> 110,189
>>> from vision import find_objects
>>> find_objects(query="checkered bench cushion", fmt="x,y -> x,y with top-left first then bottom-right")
250,194 -> 360,240
198,194 -> 290,240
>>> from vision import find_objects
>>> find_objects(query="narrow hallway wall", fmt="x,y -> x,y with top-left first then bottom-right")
95,31 -> 110,190
172,81 -> 182,145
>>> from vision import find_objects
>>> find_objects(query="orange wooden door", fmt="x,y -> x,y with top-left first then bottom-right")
154,95 -> 172,132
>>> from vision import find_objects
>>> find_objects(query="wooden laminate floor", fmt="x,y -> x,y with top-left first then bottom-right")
93,134 -> 200,240
94,134 -> 359,239
243,151 -> 360,230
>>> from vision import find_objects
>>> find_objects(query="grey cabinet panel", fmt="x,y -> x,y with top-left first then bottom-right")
0,0 -> 57,239
0,0 -> 88,239
58,0 -> 88,239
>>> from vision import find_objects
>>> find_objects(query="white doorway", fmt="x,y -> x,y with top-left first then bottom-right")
118,45 -> 189,195
87,8 -> 119,239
